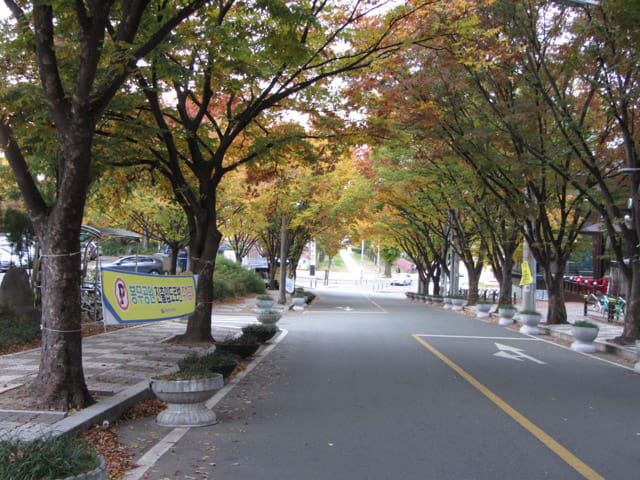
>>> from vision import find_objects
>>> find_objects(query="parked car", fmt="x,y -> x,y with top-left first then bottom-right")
102,255 -> 165,275
390,273 -> 412,286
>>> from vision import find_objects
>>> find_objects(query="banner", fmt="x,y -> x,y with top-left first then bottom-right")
101,268 -> 196,325
520,262 -> 533,286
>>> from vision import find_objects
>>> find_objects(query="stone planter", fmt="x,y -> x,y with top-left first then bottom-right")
475,303 -> 492,318
518,312 -> 541,335
257,310 -> 282,325
443,297 -> 453,309
498,307 -> 517,326
292,296 -> 306,311
59,455 -> 107,480
451,298 -> 465,311
151,374 -> 224,427
256,297 -> 275,309
432,296 -> 443,305
571,325 -> 599,353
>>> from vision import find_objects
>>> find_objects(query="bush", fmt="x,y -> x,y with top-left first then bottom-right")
0,434 -> 99,479
573,320 -> 598,328
212,257 -> 266,301
242,324 -> 278,342
0,306 -> 41,350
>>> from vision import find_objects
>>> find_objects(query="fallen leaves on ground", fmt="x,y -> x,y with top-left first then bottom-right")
81,398 -> 167,479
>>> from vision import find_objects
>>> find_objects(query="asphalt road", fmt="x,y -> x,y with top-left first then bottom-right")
120,290 -> 640,480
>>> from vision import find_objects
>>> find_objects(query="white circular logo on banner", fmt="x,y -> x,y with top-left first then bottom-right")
114,277 -> 129,311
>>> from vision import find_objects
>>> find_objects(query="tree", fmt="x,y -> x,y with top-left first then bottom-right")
0,1 -> 207,410
99,1 -> 435,342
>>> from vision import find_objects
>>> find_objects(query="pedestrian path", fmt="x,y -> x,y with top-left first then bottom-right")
0,296 -> 272,441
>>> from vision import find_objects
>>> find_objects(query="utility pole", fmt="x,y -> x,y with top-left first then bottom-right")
360,239 -> 365,283
278,217 -> 288,304
522,237 -> 537,311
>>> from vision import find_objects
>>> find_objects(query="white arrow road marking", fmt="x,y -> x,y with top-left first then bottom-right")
494,343 -> 546,365
337,306 -> 353,311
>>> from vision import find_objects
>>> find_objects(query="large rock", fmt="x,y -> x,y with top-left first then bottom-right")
0,267 -> 38,319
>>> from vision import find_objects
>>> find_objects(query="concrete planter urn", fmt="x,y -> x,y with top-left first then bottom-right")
498,306 -> 517,326
292,295 -> 306,311
151,374 -> 224,427
571,322 -> 599,353
518,311 -> 542,335
451,297 -> 466,311
257,309 -> 282,325
59,455 -> 107,480
475,303 -> 492,318
255,295 -> 275,309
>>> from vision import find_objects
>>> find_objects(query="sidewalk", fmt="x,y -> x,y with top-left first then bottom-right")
536,302 -> 638,363
0,295 -> 281,441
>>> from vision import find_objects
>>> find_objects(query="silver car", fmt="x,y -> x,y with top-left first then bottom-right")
102,255 -> 165,275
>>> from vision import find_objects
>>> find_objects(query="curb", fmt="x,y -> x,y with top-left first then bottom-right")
44,328 -> 288,439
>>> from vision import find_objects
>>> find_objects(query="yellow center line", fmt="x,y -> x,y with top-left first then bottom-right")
363,294 -> 387,313
412,335 -> 605,480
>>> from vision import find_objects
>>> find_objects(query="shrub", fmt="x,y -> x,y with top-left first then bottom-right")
519,310 -> 541,315
573,320 -> 598,328
242,324 -> 278,342
0,306 -> 41,350
0,434 -> 99,479
218,333 -> 259,345
212,257 -> 266,301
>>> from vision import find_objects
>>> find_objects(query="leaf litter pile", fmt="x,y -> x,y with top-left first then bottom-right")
80,397 -> 167,479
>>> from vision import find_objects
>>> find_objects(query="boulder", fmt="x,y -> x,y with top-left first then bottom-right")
0,267 -> 38,319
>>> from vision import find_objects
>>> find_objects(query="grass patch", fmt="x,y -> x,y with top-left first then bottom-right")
0,434 -> 100,479
317,254 -> 347,272
0,306 -> 40,351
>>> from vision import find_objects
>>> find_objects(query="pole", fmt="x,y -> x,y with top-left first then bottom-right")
278,217 -> 287,304
360,239 -> 365,283
523,237 -> 537,311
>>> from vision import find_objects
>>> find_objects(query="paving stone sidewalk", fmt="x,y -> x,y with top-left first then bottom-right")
0,296 -> 277,441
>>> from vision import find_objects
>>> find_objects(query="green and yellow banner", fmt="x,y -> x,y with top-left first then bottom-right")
101,268 -> 196,325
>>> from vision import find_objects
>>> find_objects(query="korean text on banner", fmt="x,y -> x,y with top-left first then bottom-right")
101,268 -> 196,325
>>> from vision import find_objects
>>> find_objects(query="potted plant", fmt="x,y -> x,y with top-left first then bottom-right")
150,353 -> 224,427
201,350 -> 241,379
571,320 -> 600,353
431,295 -> 443,304
498,304 -> 517,326
475,300 -> 492,318
443,296 -> 453,309
242,324 -> 278,343
255,294 -> 275,309
518,310 -> 542,335
256,308 -> 283,325
215,334 -> 261,358
0,434 -> 106,480
450,295 -> 466,311
291,292 -> 307,311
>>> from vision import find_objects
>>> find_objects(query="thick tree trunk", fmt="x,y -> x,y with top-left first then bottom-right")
498,255 -> 514,306
28,127 -> 94,410
542,265 -> 568,325
466,266 -> 481,306
178,220 -> 221,343
30,223 -> 93,410
619,258 -> 640,343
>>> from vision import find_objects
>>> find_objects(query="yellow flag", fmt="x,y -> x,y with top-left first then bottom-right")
520,262 -> 533,286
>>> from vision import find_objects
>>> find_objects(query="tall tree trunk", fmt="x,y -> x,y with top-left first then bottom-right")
178,217 -> 221,343
542,261 -> 568,325
620,258 -> 640,343
30,216 -> 93,410
28,127 -> 94,410
498,254 -> 515,306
